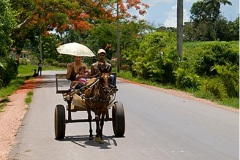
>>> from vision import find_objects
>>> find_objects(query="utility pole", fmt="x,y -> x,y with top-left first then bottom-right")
177,0 -> 183,58
116,2 -> 120,73
39,34 -> 43,60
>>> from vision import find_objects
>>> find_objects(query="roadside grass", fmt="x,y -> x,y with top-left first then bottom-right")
117,70 -> 239,109
25,91 -> 33,105
18,64 -> 64,77
0,98 -> 10,112
18,64 -> 36,77
0,64 -> 64,111
0,78 -> 25,112
193,90 -> 239,109
218,98 -> 239,109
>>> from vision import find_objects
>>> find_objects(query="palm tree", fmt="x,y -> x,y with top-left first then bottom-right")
204,0 -> 232,21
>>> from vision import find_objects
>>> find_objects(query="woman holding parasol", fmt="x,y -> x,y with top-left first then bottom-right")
57,42 -> 95,89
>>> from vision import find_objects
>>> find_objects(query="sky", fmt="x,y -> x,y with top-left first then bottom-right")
129,0 -> 239,27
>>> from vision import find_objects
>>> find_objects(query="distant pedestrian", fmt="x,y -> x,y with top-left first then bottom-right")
38,60 -> 42,76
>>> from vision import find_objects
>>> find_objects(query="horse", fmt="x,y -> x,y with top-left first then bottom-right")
84,64 -> 112,142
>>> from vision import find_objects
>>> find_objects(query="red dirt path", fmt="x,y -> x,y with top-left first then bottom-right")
0,77 -> 42,160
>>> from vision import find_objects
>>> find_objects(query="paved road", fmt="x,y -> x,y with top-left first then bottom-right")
9,70 -> 239,160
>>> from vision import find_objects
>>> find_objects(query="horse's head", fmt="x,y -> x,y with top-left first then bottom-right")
98,62 -> 111,73
98,63 -> 112,96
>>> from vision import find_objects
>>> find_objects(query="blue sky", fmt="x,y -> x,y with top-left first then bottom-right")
129,0 -> 239,27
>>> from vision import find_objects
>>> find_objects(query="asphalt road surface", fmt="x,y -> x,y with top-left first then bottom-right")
9,70 -> 239,160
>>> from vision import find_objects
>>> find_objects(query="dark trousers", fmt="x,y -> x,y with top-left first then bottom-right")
38,67 -> 42,76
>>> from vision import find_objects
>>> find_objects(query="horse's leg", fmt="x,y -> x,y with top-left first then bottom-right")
87,108 -> 93,140
95,115 -> 102,143
100,113 -> 105,140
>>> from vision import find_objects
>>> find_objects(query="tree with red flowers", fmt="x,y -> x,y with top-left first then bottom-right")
10,0 -> 149,52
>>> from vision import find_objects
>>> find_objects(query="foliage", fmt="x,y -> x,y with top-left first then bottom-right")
128,31 -> 179,83
9,0 -> 149,54
188,0 -> 235,41
190,0 -> 232,22
41,35 -> 59,60
194,42 -> 238,76
25,91 -> 33,104
85,19 -> 152,60
174,67 -> 200,90
0,58 -> 19,87
180,41 -> 239,100
86,22 -> 117,59
0,78 -> 25,98
0,0 -> 16,57
184,16 -> 239,41
213,64 -> 239,97
17,64 -> 36,77
117,40 -> 239,108
201,77 -> 228,100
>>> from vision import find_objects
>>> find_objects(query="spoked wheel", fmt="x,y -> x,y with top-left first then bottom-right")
54,104 -> 66,139
112,101 -> 125,137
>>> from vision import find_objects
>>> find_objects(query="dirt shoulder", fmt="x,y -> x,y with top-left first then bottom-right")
0,77 -> 238,160
0,77 -> 42,160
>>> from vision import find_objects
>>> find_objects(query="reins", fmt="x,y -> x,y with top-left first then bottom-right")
82,74 -> 115,105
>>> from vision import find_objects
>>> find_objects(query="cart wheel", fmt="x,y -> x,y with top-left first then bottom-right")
54,104 -> 66,139
112,101 -> 125,137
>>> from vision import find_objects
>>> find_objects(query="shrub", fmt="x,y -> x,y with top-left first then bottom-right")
121,64 -> 130,71
213,64 -> 239,98
193,42 -> 238,76
0,58 -> 18,86
133,31 -> 179,84
201,78 -> 227,100
174,67 -> 200,90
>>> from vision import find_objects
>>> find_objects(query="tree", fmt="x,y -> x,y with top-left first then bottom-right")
183,22 -> 197,41
190,0 -> 232,41
10,0 -> 149,53
84,19 -> 152,61
204,0 -> 232,21
227,17 -> 239,40
190,0 -> 232,22
0,0 -> 16,57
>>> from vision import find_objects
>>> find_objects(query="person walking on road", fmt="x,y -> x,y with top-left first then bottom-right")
37,60 -> 43,76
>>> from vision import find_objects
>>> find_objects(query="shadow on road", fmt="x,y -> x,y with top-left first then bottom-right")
57,135 -> 119,149
23,75 -> 70,91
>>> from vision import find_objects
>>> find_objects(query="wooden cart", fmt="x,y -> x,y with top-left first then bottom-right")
54,74 -> 125,139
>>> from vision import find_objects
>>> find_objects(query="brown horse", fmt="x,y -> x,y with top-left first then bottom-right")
84,64 -> 112,142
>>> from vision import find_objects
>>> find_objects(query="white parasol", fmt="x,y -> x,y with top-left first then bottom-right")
57,42 -> 95,57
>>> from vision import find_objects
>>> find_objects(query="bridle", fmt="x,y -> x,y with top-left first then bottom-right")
82,72 -> 115,105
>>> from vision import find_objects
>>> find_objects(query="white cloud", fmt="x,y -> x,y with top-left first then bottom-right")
163,5 -> 190,27
184,0 -> 199,3
142,0 -> 174,5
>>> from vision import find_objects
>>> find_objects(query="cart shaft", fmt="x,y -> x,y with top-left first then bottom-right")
66,118 -> 112,123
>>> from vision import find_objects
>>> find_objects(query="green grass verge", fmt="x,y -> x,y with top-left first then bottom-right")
18,64 -> 64,77
0,77 -> 26,112
25,91 -> 33,105
0,97 -> 10,112
0,78 -> 26,98
117,70 -> 239,109
17,64 -> 36,77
